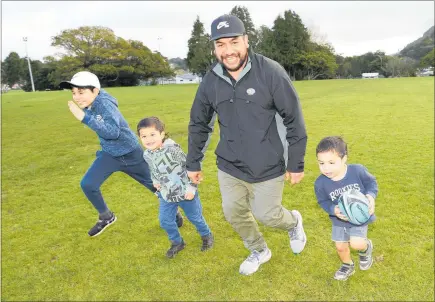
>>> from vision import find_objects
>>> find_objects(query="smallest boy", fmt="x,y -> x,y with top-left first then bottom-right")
314,136 -> 378,281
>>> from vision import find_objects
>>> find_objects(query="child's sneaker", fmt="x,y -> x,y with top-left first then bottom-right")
201,233 -> 214,251
166,239 -> 185,258
334,262 -> 355,281
176,211 -> 184,228
359,239 -> 374,270
288,210 -> 307,254
239,247 -> 272,275
88,213 -> 117,237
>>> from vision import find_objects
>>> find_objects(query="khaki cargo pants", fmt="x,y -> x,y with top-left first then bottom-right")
217,169 -> 297,252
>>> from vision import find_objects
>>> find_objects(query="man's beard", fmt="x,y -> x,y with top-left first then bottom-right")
219,52 -> 248,72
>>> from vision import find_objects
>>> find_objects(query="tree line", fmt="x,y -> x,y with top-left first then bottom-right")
2,26 -> 174,91
186,6 -> 434,80
2,6 -> 434,91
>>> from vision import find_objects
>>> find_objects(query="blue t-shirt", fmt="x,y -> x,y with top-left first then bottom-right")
314,164 -> 378,227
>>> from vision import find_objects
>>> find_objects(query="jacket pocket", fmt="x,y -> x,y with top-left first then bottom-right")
215,97 -> 234,127
235,95 -> 274,132
215,95 -> 238,163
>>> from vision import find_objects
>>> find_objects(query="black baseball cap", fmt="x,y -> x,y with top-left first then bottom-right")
210,14 -> 246,41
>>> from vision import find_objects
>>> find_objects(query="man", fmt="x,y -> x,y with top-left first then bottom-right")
186,15 -> 308,275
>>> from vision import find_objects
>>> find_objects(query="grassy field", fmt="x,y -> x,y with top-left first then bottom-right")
1,77 -> 434,301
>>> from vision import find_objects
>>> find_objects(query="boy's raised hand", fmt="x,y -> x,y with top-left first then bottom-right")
68,101 -> 85,121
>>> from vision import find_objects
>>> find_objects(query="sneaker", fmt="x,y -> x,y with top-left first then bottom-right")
334,262 -> 355,281
288,210 -> 307,254
176,211 -> 184,228
88,213 -> 117,237
359,239 -> 374,270
201,233 -> 214,251
166,239 -> 185,258
239,247 -> 272,275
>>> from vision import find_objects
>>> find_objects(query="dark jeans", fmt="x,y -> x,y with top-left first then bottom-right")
80,147 -> 156,214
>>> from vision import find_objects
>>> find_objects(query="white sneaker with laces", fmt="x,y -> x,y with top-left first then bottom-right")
239,247 -> 272,275
289,210 -> 307,254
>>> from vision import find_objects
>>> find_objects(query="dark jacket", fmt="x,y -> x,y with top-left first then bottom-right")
186,51 -> 307,183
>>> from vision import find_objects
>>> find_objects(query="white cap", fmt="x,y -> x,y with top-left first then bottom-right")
59,71 -> 101,89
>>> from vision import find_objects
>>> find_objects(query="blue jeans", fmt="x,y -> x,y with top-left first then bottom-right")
158,192 -> 211,243
80,147 -> 156,214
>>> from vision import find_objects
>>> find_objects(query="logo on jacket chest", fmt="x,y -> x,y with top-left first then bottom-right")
246,88 -> 256,95
96,115 -> 103,122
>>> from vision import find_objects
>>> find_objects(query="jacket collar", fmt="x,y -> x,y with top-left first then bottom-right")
212,49 -> 253,85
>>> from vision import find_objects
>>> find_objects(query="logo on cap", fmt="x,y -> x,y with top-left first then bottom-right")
217,21 -> 229,30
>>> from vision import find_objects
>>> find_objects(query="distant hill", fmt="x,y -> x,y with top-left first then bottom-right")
168,57 -> 188,71
399,26 -> 434,61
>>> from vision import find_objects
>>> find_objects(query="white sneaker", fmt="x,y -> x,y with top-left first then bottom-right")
289,210 -> 307,254
239,248 -> 272,275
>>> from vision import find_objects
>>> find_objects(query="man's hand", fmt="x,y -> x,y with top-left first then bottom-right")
334,206 -> 348,221
68,101 -> 85,121
184,192 -> 195,200
153,183 -> 161,191
187,171 -> 203,184
366,194 -> 375,215
285,171 -> 304,185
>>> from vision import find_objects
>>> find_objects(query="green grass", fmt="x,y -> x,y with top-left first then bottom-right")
1,78 -> 434,301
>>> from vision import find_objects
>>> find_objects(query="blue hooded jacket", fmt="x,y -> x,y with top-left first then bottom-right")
81,89 -> 140,156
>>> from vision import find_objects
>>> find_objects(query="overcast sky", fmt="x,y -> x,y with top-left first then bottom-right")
2,1 -> 434,61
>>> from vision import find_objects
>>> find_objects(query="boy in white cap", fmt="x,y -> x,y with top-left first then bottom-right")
60,71 -> 183,237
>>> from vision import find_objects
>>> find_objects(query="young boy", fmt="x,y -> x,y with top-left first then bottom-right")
314,136 -> 378,281
60,71 -> 183,237
137,116 -> 214,258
